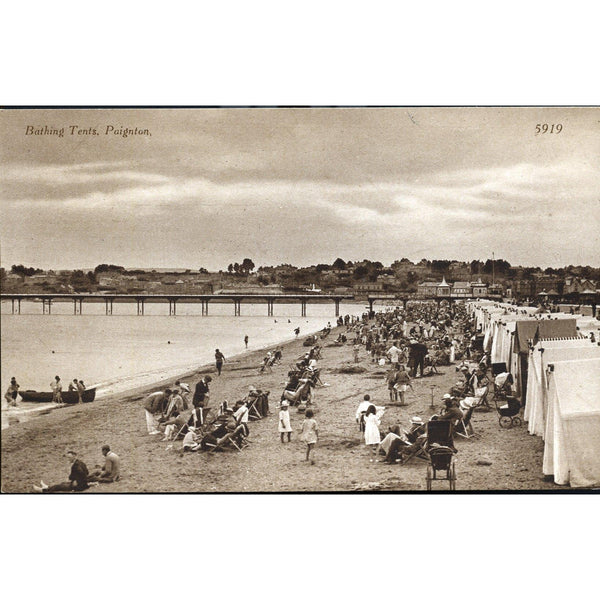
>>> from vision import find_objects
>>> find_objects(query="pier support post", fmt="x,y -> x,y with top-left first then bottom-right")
334,298 -> 340,317
234,299 -> 241,316
267,299 -> 274,316
169,299 -> 178,316
201,299 -> 208,315
43,299 -> 52,314
18,299 -> 21,314
11,299 -> 14,314
301,299 -> 307,317
368,298 -> 374,313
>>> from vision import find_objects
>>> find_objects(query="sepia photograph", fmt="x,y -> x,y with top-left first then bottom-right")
1,106 -> 599,494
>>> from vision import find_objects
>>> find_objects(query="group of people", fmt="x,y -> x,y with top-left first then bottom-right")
350,302 -> 490,464
50,375 -> 86,403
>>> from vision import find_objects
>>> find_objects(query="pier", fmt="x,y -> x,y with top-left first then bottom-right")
0,293 -> 353,317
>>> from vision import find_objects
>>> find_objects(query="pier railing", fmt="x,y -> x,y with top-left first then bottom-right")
0,293 -> 354,317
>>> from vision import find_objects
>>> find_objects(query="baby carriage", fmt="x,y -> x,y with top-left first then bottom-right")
494,395 -> 522,428
492,372 -> 522,428
425,420 -> 457,491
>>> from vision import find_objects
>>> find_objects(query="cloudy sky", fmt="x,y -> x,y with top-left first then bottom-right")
1,107 -> 598,271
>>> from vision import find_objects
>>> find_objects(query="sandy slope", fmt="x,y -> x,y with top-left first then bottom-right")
1,327 -> 564,493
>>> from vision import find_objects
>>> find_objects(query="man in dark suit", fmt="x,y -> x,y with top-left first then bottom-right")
193,375 -> 212,408
33,450 -> 89,493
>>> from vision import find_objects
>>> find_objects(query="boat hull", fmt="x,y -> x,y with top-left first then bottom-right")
19,388 -> 96,404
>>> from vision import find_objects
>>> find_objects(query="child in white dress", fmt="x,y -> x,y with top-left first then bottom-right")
279,400 -> 293,442
363,404 -> 381,454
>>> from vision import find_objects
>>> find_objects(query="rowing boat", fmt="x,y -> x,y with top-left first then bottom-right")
19,388 -> 96,404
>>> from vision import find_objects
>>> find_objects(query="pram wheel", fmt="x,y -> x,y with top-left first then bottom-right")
512,416 -> 522,427
426,465 -> 433,491
499,416 -> 513,428
449,463 -> 456,491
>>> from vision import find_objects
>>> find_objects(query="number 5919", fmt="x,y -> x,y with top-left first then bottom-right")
535,123 -> 562,134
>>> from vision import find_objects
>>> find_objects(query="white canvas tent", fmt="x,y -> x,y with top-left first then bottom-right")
525,341 -> 600,437
543,358 -> 600,487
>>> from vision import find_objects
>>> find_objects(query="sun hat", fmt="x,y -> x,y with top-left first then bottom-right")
180,383 -> 190,393
443,393 -> 452,399
281,400 -> 289,407
188,426 -> 196,432
410,416 -> 424,424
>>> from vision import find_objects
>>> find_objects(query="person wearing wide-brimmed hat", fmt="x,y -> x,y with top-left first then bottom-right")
182,426 -> 201,452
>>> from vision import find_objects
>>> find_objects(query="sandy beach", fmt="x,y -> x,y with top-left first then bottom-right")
2,328 -> 562,493
1,325 -> 565,493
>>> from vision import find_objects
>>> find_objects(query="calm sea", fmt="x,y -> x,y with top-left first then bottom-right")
1,299 -> 366,425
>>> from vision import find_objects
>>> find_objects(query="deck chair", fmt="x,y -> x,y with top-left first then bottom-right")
246,395 -> 262,420
425,420 -> 457,490
207,424 -> 248,452
173,407 -> 212,441
454,407 -> 480,439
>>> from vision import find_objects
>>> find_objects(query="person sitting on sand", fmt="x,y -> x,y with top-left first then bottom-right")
143,388 -> 172,435
33,450 -> 89,493
88,445 -> 121,483
182,426 -> 201,452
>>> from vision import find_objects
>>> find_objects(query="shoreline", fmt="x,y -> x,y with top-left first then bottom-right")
1,320 -> 333,429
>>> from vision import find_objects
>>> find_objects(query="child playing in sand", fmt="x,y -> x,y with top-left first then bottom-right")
300,408 -> 318,462
279,400 -> 292,442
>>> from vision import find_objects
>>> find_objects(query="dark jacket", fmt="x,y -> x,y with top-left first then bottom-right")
193,380 -> 210,406
69,459 -> 89,491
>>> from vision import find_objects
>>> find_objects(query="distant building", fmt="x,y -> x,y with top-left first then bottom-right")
417,281 -> 440,298
354,282 -> 384,293
436,276 -> 451,297
470,278 -> 488,297
451,281 -> 472,297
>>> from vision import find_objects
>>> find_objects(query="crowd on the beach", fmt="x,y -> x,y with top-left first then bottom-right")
24,301 -> 517,491
347,301 -> 508,465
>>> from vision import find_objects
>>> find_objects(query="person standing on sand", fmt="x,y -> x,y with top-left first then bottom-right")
215,349 -> 226,376
193,375 -> 212,408
300,408 -> 318,462
279,400 -> 292,442
51,375 -> 62,403
244,335 -> 249,349
77,380 -> 86,403
294,327 -> 300,338
5,377 -> 19,407
363,404 -> 381,454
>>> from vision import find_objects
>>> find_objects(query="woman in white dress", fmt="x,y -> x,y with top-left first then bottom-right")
363,404 -> 381,454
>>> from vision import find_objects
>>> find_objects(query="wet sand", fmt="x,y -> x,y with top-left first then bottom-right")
1,327 -> 564,492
